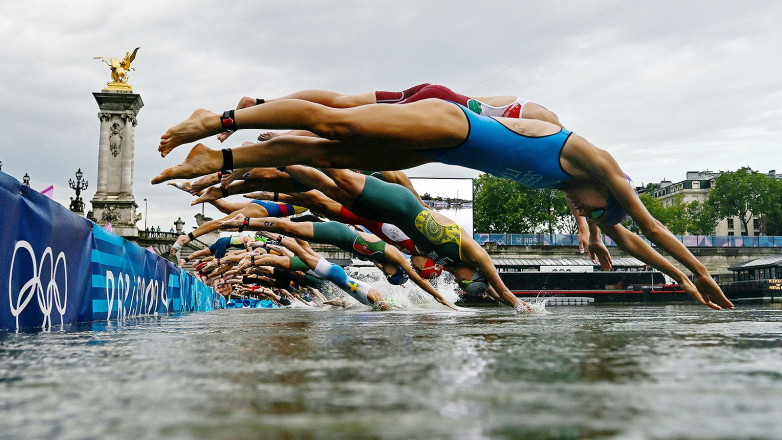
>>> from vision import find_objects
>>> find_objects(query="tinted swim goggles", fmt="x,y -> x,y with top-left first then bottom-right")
589,207 -> 606,220
462,272 -> 488,285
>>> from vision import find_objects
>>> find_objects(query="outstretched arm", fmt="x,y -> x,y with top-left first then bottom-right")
460,239 -> 530,311
565,194 -> 592,254
585,221 -> 612,271
601,223 -> 731,309
564,140 -> 732,309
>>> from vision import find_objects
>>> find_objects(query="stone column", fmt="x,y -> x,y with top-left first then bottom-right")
95,112 -> 112,195
119,112 -> 136,196
90,91 -> 144,238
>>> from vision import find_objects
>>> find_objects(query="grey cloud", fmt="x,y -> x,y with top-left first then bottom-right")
1,0 -> 781,227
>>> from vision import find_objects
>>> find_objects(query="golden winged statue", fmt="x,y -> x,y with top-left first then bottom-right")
94,47 -> 139,90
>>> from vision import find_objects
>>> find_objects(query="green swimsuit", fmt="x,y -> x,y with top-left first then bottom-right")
350,176 -> 463,267
311,221 -> 387,264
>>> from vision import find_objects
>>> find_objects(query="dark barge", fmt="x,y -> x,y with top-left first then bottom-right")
455,256 -> 782,306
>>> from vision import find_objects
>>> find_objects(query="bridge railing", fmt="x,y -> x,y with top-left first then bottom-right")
474,233 -> 782,248
138,230 -> 180,240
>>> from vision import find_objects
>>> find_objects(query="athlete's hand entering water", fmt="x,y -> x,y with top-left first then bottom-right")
587,240 -> 612,271
693,274 -> 734,310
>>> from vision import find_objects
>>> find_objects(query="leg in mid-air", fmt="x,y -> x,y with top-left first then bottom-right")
157,98 -> 466,157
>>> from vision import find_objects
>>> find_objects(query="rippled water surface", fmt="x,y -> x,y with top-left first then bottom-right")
2,305 -> 781,439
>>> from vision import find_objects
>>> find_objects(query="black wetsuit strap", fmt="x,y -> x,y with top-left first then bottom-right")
220,110 -> 237,132
221,148 -> 234,175
239,217 -> 250,232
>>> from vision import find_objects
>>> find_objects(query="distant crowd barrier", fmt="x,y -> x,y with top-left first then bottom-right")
1,171 -> 222,331
474,233 -> 782,248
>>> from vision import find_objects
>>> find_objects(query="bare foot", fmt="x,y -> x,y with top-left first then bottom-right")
170,234 -> 189,256
159,109 -> 222,157
152,143 -> 222,184
243,191 -> 274,200
223,166 -> 253,186
191,186 -> 223,205
167,181 -> 192,193
217,97 -> 259,143
258,131 -> 283,142
219,213 -> 247,230
190,173 -> 220,193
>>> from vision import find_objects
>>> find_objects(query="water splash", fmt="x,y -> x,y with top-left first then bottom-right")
335,266 -> 461,311
524,297 -> 551,314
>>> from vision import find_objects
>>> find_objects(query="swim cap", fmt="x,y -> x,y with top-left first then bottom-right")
599,193 -> 628,225
463,280 -> 489,297
386,266 -> 409,285
462,273 -> 489,297
593,174 -> 632,226
416,257 -> 443,279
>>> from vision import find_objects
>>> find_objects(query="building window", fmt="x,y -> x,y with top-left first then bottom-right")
754,219 -> 761,229
727,218 -> 734,229
741,231 -> 748,236
728,232 -> 734,236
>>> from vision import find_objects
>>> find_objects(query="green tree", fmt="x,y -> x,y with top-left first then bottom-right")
666,194 -> 694,235
635,192 -> 717,235
473,174 -> 572,233
707,168 -> 770,233
524,188 -> 573,234
760,178 -> 782,235
687,200 -> 719,235
638,193 -> 669,224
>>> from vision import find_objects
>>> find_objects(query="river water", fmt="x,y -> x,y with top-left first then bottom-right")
2,303 -> 781,440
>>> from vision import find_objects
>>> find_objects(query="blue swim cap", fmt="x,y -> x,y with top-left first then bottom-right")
386,266 -> 409,285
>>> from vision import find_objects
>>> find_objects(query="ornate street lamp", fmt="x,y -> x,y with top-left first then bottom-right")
174,217 -> 185,234
22,173 -> 30,187
144,198 -> 148,230
69,168 -> 88,214
0,160 -> 3,171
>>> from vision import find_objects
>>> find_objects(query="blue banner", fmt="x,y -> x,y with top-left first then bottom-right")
473,232 -> 782,248
1,171 -> 219,331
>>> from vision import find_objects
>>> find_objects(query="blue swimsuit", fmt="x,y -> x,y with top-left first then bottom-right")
251,199 -> 301,217
425,103 -> 575,189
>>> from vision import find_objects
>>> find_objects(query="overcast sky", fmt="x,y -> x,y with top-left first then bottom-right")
1,0 -> 781,231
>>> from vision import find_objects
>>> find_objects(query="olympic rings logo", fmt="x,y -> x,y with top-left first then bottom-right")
8,240 -> 68,330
